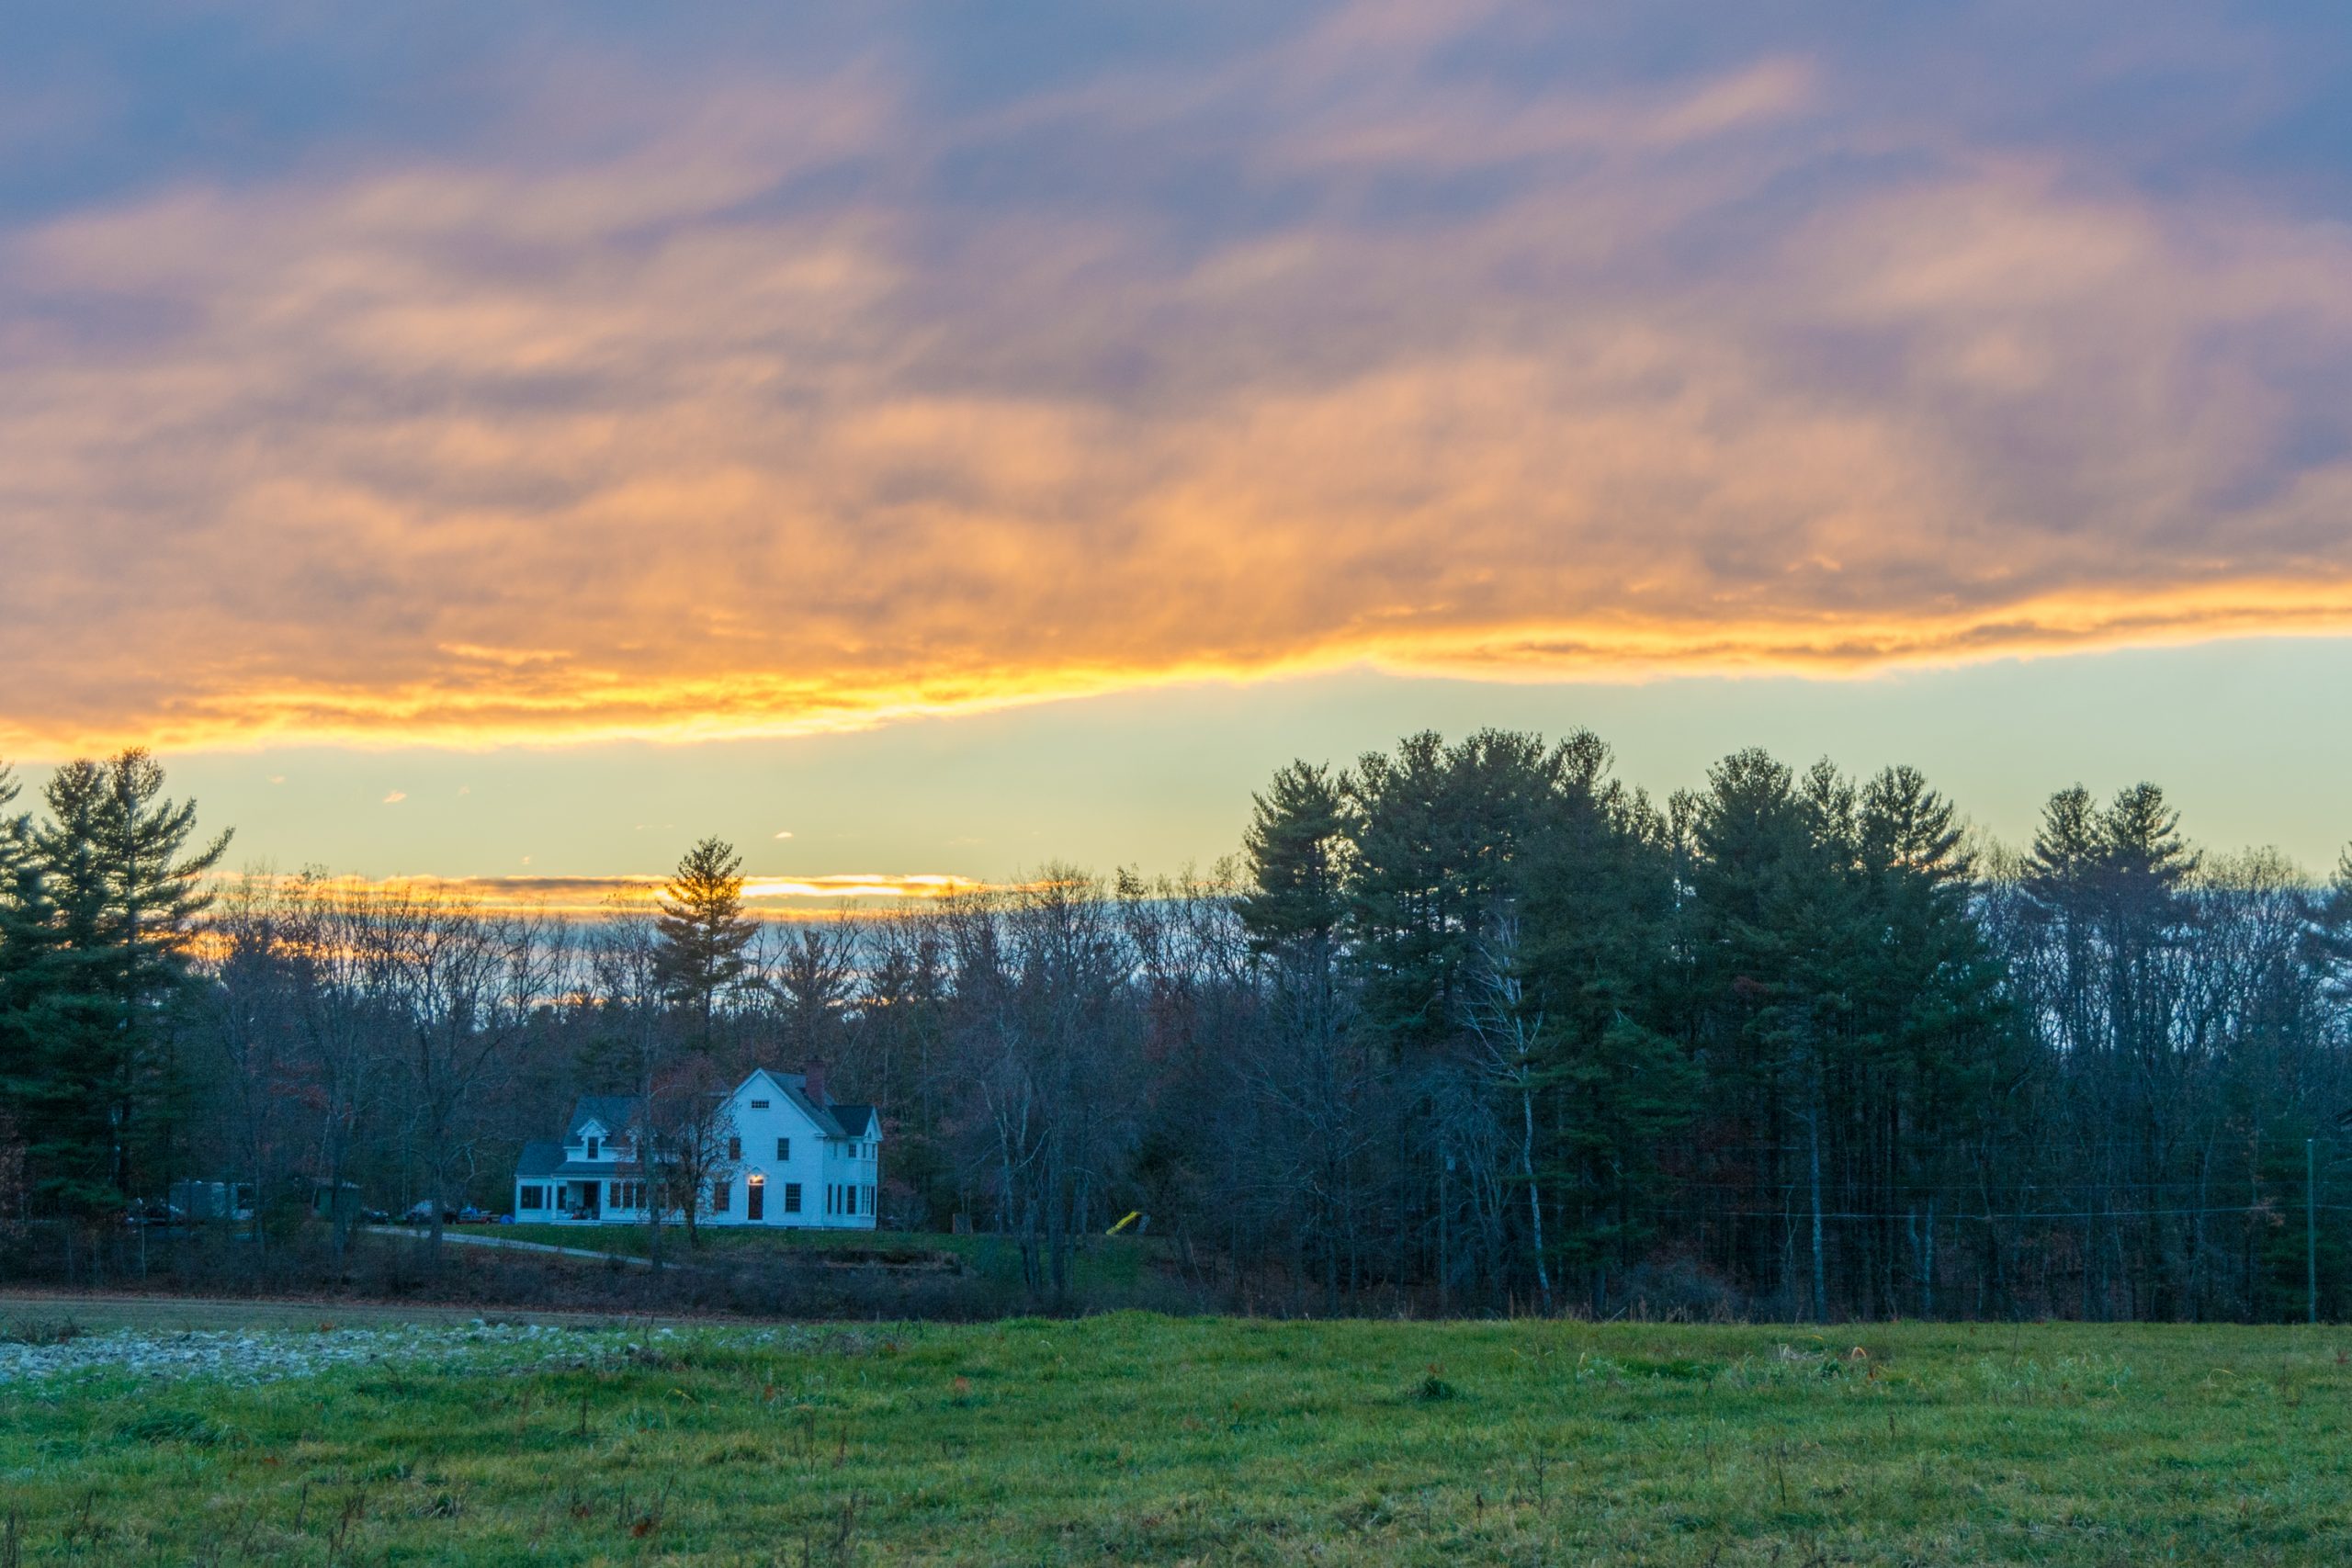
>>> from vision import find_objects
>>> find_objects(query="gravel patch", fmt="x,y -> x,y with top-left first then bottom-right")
0,1320 -> 892,1389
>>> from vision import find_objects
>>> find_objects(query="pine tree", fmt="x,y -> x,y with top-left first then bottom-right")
1236,761 -> 1351,963
1346,730 -> 1562,1052
0,762 -> 61,1222
1849,764 -> 2017,1315
1679,748 -> 1851,1310
25,751 -> 229,1211
654,837 -> 755,1055
1518,740 -> 1692,1309
1238,759 -> 1371,1310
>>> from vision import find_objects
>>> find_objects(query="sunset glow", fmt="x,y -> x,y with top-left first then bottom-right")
9,6 -> 2352,1490
6,2 -> 2352,876
235,872 -> 993,920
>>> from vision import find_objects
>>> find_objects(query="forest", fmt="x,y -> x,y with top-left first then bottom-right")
2,733 -> 2348,1323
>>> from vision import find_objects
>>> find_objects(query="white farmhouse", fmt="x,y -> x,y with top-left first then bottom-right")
512,1066 -> 880,1229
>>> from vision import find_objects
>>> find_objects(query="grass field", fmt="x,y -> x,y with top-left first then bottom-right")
492,1222 -> 1167,1294
5,1315 -> 2350,1565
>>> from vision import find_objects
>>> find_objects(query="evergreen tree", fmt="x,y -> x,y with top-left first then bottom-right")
24,751 -> 229,1211
0,762 -> 62,1213
1347,730 -> 1562,1052
1847,764 -> 2017,1315
1238,759 -> 1373,1309
1517,733 -> 1694,1309
1679,749 -> 1850,1309
654,837 -> 755,1055
1236,761 -> 1351,964
769,922 -> 857,1069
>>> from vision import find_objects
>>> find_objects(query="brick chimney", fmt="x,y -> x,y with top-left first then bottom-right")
803,1059 -> 827,1106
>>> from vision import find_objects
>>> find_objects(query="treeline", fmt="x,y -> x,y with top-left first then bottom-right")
3,736 -> 2349,1321
1223,735 -> 2352,1322
0,753 -> 229,1231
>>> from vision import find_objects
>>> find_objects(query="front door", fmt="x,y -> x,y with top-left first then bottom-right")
747,1174 -> 765,1221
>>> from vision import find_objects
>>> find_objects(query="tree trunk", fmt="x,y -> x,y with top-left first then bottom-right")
1519,1075 -> 1551,1314
1808,1101 -> 1826,1323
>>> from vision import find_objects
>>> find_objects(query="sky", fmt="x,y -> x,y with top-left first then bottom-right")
5,2 -> 2352,897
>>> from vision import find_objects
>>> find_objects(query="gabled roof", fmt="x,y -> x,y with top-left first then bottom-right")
518,1141 -> 644,1179
567,1095 -> 642,1140
733,1068 -> 879,1141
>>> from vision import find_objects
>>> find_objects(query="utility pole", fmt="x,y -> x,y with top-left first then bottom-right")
2309,1137 -> 2320,1326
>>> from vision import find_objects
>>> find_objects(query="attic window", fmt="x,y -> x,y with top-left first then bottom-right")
750,1100 -> 770,1110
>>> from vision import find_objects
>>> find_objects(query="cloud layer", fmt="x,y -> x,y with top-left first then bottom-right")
241,873 -> 989,920
7,2 -> 2352,753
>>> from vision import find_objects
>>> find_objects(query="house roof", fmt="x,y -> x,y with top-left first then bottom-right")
523,1077 -> 876,1188
566,1095 -> 642,1140
739,1069 -> 878,1141
516,1142 -> 643,1179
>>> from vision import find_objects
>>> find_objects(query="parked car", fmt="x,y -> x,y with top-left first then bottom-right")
456,1205 -> 490,1224
401,1201 -> 458,1225
359,1207 -> 391,1225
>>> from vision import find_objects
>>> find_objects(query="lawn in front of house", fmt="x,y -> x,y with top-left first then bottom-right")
5,1316 -> 2350,1564
495,1220 -> 1163,1292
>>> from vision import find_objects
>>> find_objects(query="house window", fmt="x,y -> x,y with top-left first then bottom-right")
775,1136 -> 790,1160
727,1136 -> 741,1160
584,1136 -> 600,1160
784,1183 -> 802,1213
710,1179 -> 729,1213
519,1185 -> 544,1212
750,1099 -> 769,1110
865,1185 -> 875,1216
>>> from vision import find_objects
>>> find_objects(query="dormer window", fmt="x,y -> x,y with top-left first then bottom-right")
584,1136 -> 600,1160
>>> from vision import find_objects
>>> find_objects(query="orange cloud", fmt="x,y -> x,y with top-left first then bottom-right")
6,9 -> 2352,757
240,872 -> 991,919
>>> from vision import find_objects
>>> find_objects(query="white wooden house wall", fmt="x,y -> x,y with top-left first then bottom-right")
513,1067 -> 879,1230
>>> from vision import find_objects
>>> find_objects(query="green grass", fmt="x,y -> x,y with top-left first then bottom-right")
495,1222 -> 1163,1292
6,1317 -> 2352,1564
